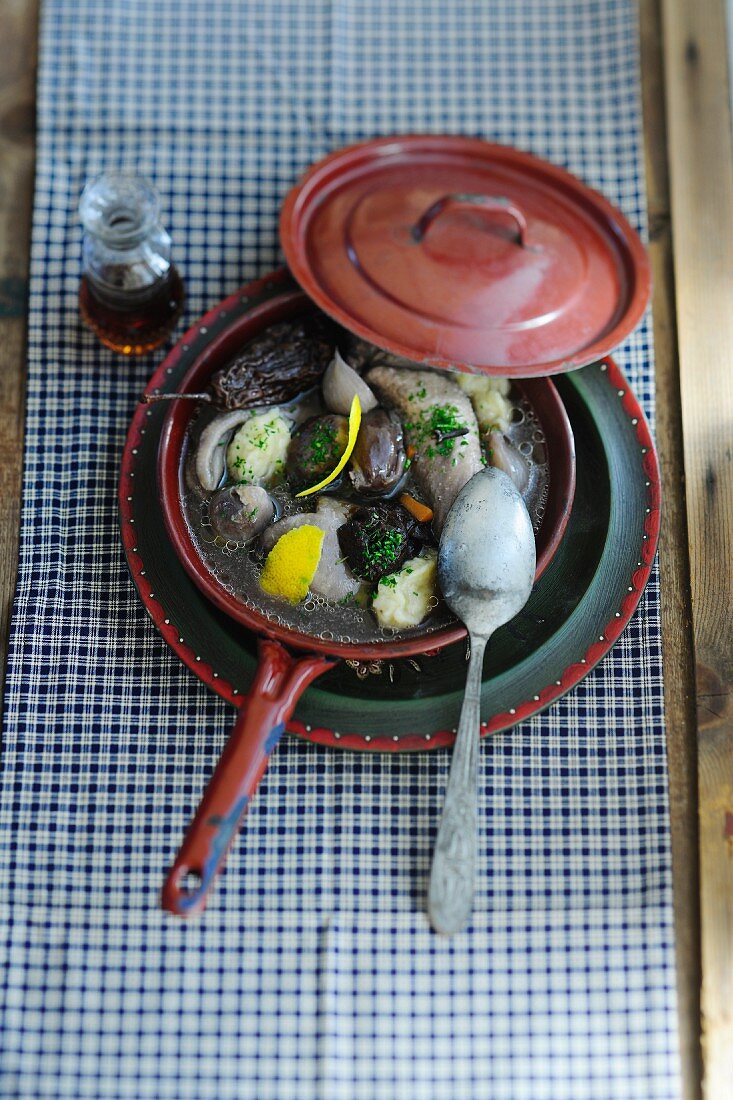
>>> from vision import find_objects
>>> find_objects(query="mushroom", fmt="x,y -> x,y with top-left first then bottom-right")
337,502 -> 427,582
287,414 -> 349,492
349,408 -> 406,494
208,484 -> 275,543
195,409 -> 253,491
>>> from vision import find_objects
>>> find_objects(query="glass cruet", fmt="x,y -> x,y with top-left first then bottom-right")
78,172 -> 184,355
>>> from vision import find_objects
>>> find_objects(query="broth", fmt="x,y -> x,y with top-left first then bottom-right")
179,330 -> 550,647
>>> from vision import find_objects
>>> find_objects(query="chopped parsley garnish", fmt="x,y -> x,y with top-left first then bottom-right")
361,527 -> 405,573
308,421 -> 340,466
404,403 -> 471,458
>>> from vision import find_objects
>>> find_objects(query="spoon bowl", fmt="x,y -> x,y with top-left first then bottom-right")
438,468 -> 537,634
428,467 -> 537,934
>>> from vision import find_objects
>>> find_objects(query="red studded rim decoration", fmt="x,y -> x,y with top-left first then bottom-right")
119,272 -> 660,752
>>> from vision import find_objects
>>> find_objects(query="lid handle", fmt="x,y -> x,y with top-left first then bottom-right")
411,193 -> 528,248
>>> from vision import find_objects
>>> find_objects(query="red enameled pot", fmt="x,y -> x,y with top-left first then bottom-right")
145,135 -> 652,917
157,281 -> 576,917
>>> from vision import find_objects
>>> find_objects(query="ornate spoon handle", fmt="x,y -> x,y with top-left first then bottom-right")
428,631 -> 489,934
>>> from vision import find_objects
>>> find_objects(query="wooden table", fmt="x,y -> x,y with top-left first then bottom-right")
1,2 -> 730,1097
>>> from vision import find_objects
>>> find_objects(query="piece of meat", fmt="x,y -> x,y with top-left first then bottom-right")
365,367 -> 483,531
309,499 -> 363,603
259,512 -> 313,553
258,498 -> 362,603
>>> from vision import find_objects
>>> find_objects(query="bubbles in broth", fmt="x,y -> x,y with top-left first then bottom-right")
180,326 -> 550,648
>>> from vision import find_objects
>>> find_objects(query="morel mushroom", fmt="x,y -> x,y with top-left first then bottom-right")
210,315 -> 336,409
337,502 -> 428,582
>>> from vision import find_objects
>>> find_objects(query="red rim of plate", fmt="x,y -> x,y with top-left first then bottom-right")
280,135 -> 652,377
119,272 -> 660,752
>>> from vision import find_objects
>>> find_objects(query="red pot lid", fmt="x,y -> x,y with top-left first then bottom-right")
280,135 -> 650,376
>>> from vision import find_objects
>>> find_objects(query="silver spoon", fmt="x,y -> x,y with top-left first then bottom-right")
428,467 -> 537,935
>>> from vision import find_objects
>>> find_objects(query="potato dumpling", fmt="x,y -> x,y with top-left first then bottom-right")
226,411 -> 291,486
372,549 -> 438,630
455,375 -> 512,433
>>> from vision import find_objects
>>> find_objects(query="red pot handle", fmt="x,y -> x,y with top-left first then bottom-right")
162,637 -> 335,917
411,193 -> 528,248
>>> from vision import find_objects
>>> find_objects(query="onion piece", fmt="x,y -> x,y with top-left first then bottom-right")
322,350 -> 378,416
486,431 -> 530,494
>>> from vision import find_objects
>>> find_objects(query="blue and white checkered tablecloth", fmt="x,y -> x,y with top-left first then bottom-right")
0,2 -> 680,1098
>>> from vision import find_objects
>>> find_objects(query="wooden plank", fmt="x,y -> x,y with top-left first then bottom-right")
640,3 -> 702,1097
662,0 -> 733,1095
0,0 -> 37,702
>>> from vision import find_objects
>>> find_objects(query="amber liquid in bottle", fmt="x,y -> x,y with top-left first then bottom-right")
78,173 -> 184,356
79,266 -> 185,355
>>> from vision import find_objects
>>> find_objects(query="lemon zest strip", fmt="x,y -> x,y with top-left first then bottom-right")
296,394 -> 362,497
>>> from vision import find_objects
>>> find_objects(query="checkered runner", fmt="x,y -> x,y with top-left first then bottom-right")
1,2 -> 679,1098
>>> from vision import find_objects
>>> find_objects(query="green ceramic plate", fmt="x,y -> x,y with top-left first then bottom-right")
120,273 -> 660,751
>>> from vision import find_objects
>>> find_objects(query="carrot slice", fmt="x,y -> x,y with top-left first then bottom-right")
399,493 -> 434,524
